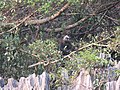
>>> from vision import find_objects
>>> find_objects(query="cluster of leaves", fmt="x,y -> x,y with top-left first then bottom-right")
77,50 -> 108,68
63,49 -> 108,76
0,33 -> 35,80
0,1 -> 12,10
29,39 -> 61,63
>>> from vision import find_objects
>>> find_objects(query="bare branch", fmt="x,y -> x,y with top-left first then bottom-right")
25,3 -> 69,25
45,16 -> 91,32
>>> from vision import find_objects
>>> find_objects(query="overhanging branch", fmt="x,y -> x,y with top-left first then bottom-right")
25,3 -> 69,25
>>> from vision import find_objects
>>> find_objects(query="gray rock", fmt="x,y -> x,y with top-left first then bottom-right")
0,77 -> 4,88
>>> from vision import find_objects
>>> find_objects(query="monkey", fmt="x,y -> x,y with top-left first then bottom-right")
110,50 -> 120,62
58,35 -> 75,56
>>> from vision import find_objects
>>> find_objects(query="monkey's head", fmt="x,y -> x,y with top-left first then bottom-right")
63,35 -> 70,42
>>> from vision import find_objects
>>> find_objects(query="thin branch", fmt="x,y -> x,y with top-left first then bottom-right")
89,10 -> 108,31
28,62 -> 45,68
0,23 -> 15,26
92,44 -> 109,47
95,1 -> 120,14
19,49 -> 46,63
0,12 -> 35,36
105,15 -> 120,25
61,13 -> 81,16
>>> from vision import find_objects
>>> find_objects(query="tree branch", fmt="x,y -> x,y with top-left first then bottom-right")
45,16 -> 91,32
25,3 -> 69,25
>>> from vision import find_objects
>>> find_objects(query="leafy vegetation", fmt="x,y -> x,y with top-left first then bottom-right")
0,0 -> 120,89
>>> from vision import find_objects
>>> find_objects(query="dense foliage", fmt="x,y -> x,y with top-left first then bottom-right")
0,0 -> 120,89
